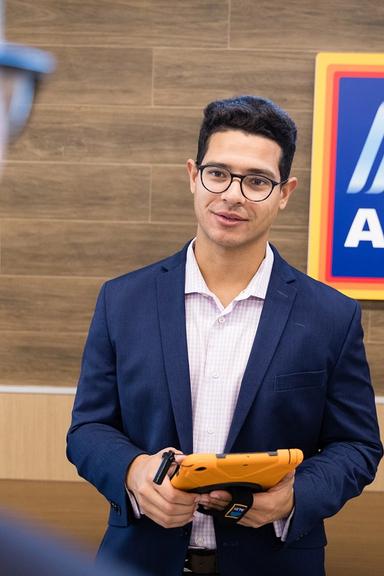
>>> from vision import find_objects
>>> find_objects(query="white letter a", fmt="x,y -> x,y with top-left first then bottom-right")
344,209 -> 384,248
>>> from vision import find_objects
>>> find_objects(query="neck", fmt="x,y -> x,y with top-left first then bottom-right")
193,237 -> 268,307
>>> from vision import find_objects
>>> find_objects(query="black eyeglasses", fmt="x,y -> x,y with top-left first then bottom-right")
197,164 -> 288,202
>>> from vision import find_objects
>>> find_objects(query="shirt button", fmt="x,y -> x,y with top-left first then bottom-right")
207,428 -> 215,435
218,317 -> 225,324
196,537 -> 204,546
212,373 -> 219,379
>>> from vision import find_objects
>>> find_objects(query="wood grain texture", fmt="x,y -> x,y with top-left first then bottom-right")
360,307 -> 370,340
154,48 -> 314,108
0,277 -> 103,332
362,302 -> 384,343
0,332 -> 85,386
289,109 -> 313,172
1,163 -> 150,221
6,0 -> 229,47
269,226 -> 308,272
230,0 -> 384,51
0,394 -> 80,481
8,106 -> 202,165
37,47 -> 152,106
151,165 -> 195,223
8,105 -> 312,171
1,219 -> 175,276
1,220 -> 196,277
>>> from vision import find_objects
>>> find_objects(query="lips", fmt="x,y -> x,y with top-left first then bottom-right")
213,210 -> 248,222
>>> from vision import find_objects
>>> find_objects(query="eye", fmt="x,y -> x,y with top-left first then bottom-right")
246,175 -> 270,188
206,167 -> 228,179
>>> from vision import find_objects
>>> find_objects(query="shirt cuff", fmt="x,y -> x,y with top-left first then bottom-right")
125,487 -> 141,519
273,507 -> 295,541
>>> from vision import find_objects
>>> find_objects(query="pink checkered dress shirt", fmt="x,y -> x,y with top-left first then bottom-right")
185,240 -> 289,549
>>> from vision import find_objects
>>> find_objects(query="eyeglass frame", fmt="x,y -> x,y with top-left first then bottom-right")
197,163 -> 289,202
0,44 -> 55,142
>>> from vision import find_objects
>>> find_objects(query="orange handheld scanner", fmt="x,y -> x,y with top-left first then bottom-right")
170,448 -> 303,493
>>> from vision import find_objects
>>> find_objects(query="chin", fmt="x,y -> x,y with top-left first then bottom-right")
209,233 -> 248,250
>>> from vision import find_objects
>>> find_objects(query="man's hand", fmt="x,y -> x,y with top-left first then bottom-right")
238,471 -> 295,527
197,472 -> 295,528
126,448 -> 199,529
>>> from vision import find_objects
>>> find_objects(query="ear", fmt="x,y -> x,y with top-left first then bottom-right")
186,159 -> 199,194
279,177 -> 298,210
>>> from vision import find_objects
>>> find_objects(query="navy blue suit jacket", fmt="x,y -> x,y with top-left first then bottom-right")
67,243 -> 382,576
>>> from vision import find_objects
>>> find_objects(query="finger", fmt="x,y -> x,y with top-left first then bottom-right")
145,497 -> 196,521
174,453 -> 187,464
138,470 -> 195,511
277,470 -> 295,485
201,501 -> 227,511
196,493 -> 231,512
154,447 -> 184,477
237,517 -> 261,528
268,472 -> 295,493
209,490 -> 232,500
156,475 -> 198,507
143,502 -> 195,528
140,484 -> 197,520
160,447 -> 183,456
169,453 -> 187,478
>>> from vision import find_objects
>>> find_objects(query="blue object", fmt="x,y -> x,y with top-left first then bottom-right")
0,43 -> 55,74
0,42 -> 55,140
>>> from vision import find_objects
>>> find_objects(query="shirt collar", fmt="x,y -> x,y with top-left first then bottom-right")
185,239 -> 274,301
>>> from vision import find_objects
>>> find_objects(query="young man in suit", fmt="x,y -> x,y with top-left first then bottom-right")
67,95 -> 383,576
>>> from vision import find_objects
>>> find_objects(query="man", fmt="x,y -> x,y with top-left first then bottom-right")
67,95 -> 383,576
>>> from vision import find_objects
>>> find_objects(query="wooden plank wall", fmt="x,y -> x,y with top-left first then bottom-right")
0,0 -> 383,512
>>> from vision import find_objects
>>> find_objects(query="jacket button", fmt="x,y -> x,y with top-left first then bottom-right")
110,501 -> 120,514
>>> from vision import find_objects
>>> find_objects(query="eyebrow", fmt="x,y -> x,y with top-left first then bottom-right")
202,161 -> 278,180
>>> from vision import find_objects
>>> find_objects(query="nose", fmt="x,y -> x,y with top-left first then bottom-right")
220,176 -> 245,203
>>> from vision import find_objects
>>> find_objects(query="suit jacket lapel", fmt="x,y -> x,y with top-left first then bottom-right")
156,247 -> 193,454
225,251 -> 297,452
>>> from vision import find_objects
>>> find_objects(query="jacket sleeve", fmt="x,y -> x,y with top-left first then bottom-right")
285,302 -> 383,544
66,283 -> 146,527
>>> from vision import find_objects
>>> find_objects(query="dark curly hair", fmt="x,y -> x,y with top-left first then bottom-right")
196,95 -> 297,181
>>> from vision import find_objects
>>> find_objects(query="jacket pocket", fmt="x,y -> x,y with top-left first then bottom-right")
274,370 -> 326,391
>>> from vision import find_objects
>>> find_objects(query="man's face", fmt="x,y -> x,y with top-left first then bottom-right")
187,129 -> 297,253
